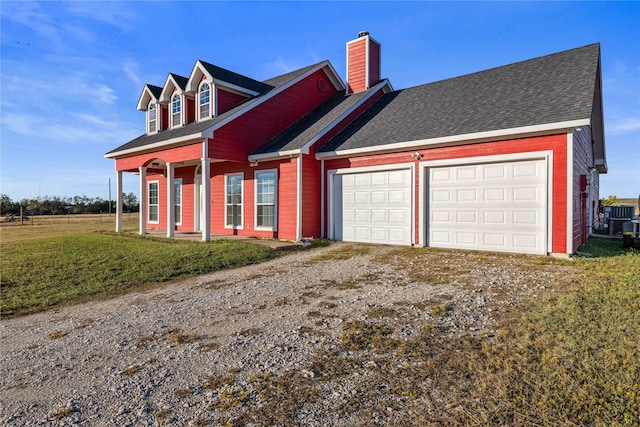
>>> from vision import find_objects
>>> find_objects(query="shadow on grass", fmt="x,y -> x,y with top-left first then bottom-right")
577,235 -> 639,258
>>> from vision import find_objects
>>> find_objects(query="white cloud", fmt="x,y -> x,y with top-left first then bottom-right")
263,56 -> 313,79
607,117 -> 640,135
122,59 -> 143,87
2,112 -> 139,146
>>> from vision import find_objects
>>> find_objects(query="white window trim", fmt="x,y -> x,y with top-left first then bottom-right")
198,81 -> 212,122
171,93 -> 182,128
225,172 -> 244,230
174,178 -> 182,226
148,102 -> 157,134
254,169 -> 278,231
148,180 -> 160,224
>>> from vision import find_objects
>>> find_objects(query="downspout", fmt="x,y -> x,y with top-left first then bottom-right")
296,155 -> 302,241
320,159 -> 325,237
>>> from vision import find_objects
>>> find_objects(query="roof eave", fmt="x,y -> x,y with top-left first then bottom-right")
316,118 -> 591,159
104,128 -> 214,159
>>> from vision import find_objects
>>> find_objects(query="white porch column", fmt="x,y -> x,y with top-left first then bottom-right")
201,157 -> 211,241
166,162 -> 175,238
115,170 -> 123,232
139,166 -> 147,235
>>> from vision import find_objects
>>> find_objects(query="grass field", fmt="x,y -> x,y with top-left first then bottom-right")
0,214 -> 278,316
2,217 -> 638,424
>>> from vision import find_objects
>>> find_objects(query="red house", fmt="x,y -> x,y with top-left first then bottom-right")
106,32 -> 606,256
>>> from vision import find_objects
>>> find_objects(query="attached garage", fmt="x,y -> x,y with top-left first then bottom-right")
425,157 -> 548,255
331,166 -> 413,245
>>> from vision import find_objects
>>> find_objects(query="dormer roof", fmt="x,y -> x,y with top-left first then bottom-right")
136,84 -> 162,111
106,61 -> 340,158
159,73 -> 189,103
185,60 -> 273,96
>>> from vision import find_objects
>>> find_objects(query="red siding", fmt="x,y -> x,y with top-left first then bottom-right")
205,158 -> 299,240
301,149 -> 320,238
369,39 -> 381,87
217,88 -> 248,115
187,97 -> 195,124
160,106 -> 168,131
209,69 -> 338,161
347,37 -> 381,93
175,166 -> 197,231
347,39 -> 366,94
323,134 -> 569,254
116,143 -> 203,172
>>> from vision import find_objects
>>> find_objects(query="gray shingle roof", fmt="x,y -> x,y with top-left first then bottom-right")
251,88 -> 375,155
199,60 -> 273,94
147,84 -> 162,99
169,73 -> 189,90
319,43 -> 601,153
106,62 -> 325,156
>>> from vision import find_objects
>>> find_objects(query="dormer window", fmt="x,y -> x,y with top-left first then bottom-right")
148,102 -> 157,133
171,93 -> 181,127
199,82 -> 211,120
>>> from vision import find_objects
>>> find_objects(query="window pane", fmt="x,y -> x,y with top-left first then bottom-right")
257,205 -> 274,227
256,171 -> 276,228
225,175 -> 242,227
199,83 -> 210,118
149,103 -> 157,132
174,180 -> 181,224
148,182 -> 159,222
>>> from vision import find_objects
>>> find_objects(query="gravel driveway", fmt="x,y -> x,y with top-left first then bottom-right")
0,243 -> 575,426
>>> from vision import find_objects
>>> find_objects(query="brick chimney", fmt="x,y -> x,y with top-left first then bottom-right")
346,31 -> 381,94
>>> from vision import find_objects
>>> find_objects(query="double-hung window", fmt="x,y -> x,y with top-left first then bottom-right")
174,179 -> 182,225
171,94 -> 181,127
255,170 -> 277,230
148,102 -> 157,133
199,82 -> 211,120
225,173 -> 243,228
148,181 -> 159,223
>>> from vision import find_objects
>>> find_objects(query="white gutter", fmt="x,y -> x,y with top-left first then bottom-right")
316,118 -> 591,159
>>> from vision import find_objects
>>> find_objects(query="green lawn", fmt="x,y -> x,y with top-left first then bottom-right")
1,231 -> 277,316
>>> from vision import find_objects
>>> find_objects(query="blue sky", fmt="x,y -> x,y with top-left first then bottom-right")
1,1 -> 639,202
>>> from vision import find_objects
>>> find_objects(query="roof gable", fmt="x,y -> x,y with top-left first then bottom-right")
185,60 -> 273,96
159,73 -> 189,103
320,43 -> 602,154
106,61 -> 340,158
136,84 -> 162,111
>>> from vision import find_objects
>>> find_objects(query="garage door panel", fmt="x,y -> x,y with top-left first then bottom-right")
354,191 -> 370,205
484,188 -> 506,202
456,166 -> 477,181
456,189 -> 478,202
457,211 -> 477,223
339,168 -> 412,246
432,210 -> 451,223
428,159 -> 547,255
484,211 -> 506,224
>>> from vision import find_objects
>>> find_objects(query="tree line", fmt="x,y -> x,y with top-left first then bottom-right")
0,193 -> 139,217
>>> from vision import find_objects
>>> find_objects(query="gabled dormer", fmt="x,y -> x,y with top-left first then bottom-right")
185,60 -> 273,122
136,84 -> 166,134
159,73 -> 192,129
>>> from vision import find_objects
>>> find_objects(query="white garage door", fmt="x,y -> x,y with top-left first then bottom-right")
428,159 -> 547,254
335,168 -> 412,245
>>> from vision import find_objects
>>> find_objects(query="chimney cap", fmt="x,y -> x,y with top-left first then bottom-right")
358,31 -> 369,38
